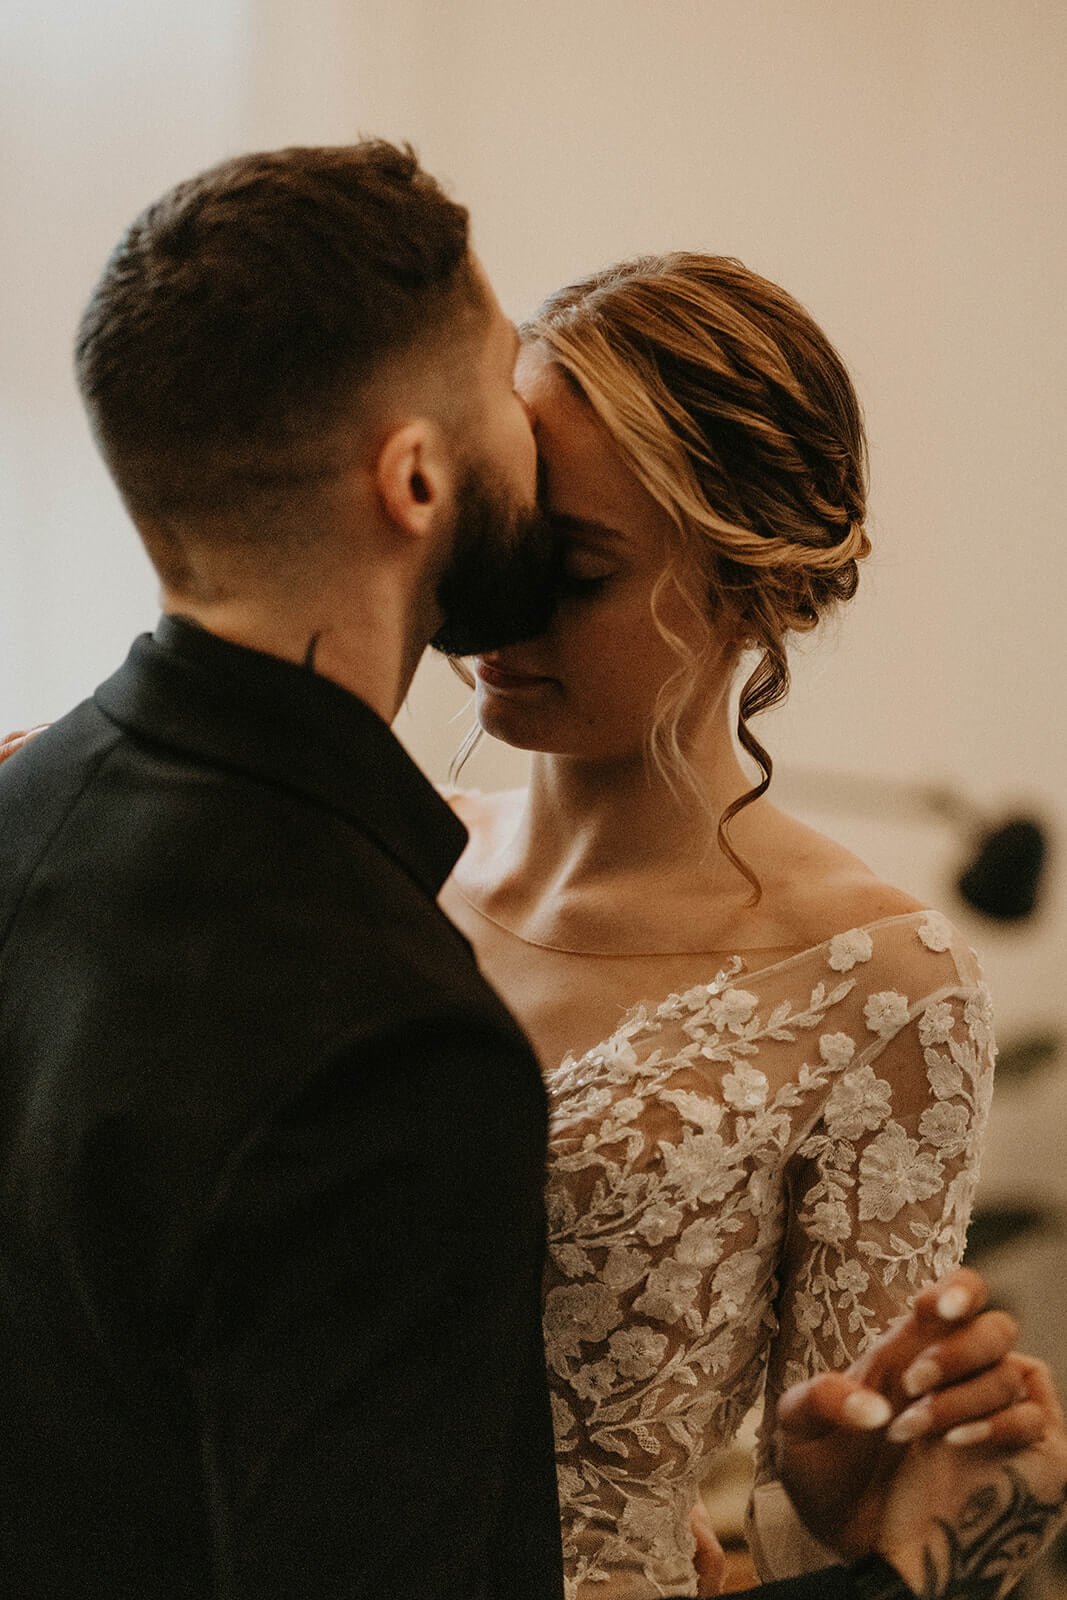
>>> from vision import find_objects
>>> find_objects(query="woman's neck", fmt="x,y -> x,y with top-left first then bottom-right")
527,748 -> 751,879
458,718 -> 767,946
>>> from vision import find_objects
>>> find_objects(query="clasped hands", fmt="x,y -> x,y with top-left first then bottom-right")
691,1267 -> 1067,1597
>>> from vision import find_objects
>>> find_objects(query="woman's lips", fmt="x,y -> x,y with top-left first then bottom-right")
474,658 -> 554,691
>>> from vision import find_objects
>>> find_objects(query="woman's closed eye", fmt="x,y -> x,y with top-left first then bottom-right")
557,548 -> 618,598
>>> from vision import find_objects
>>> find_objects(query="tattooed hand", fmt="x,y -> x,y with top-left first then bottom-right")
875,1353 -> 1067,1598
772,1270 -> 1067,1594
774,1271 -> 1038,1560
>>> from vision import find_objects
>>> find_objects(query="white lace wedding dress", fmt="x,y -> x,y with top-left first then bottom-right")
540,910 -> 995,1599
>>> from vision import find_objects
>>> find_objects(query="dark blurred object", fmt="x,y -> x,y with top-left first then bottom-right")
993,1029 -> 1064,1085
964,1204 -> 1062,1262
957,817 -> 1048,920
775,769 -> 1051,924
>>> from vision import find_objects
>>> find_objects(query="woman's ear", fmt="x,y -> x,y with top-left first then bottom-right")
373,419 -> 453,541
716,597 -> 751,655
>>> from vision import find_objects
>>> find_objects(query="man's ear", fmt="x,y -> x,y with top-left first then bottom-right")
374,419 -> 454,541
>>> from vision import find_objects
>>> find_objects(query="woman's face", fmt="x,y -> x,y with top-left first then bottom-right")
472,342 -> 736,763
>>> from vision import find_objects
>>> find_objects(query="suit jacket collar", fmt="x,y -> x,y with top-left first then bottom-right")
94,615 -> 468,899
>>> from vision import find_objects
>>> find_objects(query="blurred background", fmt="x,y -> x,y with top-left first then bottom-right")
3,1 -> 1065,1589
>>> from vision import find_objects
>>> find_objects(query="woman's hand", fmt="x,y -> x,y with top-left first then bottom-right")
0,725 -> 48,765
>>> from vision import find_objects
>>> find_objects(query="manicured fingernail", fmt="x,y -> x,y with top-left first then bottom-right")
690,1499 -> 710,1532
945,1419 -> 993,1447
887,1400 -> 932,1444
842,1390 -> 893,1430
902,1356 -> 942,1398
937,1285 -> 971,1321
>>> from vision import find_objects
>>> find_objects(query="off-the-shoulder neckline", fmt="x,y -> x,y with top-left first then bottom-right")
720,909 -> 955,983
555,910 -> 966,1070
449,874 -> 953,966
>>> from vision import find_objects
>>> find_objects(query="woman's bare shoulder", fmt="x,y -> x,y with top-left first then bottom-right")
761,807 -> 927,948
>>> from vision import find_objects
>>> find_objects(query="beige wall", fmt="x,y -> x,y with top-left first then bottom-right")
3,0 -> 1065,1351
256,0 -> 1067,1040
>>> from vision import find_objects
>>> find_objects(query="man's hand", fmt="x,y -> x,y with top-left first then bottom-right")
773,1270 -> 1046,1558
0,725 -> 48,765
876,1353 -> 1067,1598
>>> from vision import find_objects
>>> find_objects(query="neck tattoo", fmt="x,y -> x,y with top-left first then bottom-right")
303,632 -> 322,673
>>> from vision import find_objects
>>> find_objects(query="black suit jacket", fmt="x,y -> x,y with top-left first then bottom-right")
0,617 -> 564,1599
0,618 -> 877,1600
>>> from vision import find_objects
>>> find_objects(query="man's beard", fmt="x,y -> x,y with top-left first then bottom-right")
430,461 -> 560,658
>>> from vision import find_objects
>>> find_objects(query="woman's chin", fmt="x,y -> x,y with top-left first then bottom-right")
474,697 -> 562,755
476,708 -> 542,752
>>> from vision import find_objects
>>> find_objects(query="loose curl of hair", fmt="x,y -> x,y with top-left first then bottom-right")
520,252 -> 871,899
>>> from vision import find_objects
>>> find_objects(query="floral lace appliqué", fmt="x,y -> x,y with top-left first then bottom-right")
541,912 -> 995,1599
828,927 -> 874,971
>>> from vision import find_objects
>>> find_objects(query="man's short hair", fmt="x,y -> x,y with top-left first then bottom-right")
75,141 -> 487,522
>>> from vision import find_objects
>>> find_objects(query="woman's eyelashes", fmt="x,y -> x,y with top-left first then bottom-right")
556,545 -> 619,599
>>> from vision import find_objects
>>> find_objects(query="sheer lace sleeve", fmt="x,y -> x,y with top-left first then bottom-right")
749,912 -> 996,1579
539,909 -> 995,1597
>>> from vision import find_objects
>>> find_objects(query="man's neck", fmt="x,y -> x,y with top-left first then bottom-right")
159,584 -> 421,724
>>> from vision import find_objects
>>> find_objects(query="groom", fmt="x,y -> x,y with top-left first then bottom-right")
0,142 -> 1063,1599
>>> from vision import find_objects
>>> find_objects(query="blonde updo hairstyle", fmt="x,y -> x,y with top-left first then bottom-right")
521,252 -> 871,897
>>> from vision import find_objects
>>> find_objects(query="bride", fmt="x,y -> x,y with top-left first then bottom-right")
440,253 -> 996,1598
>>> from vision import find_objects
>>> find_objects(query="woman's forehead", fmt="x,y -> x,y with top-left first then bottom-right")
520,358 -> 674,550
514,340 -> 573,410
517,351 -> 628,488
